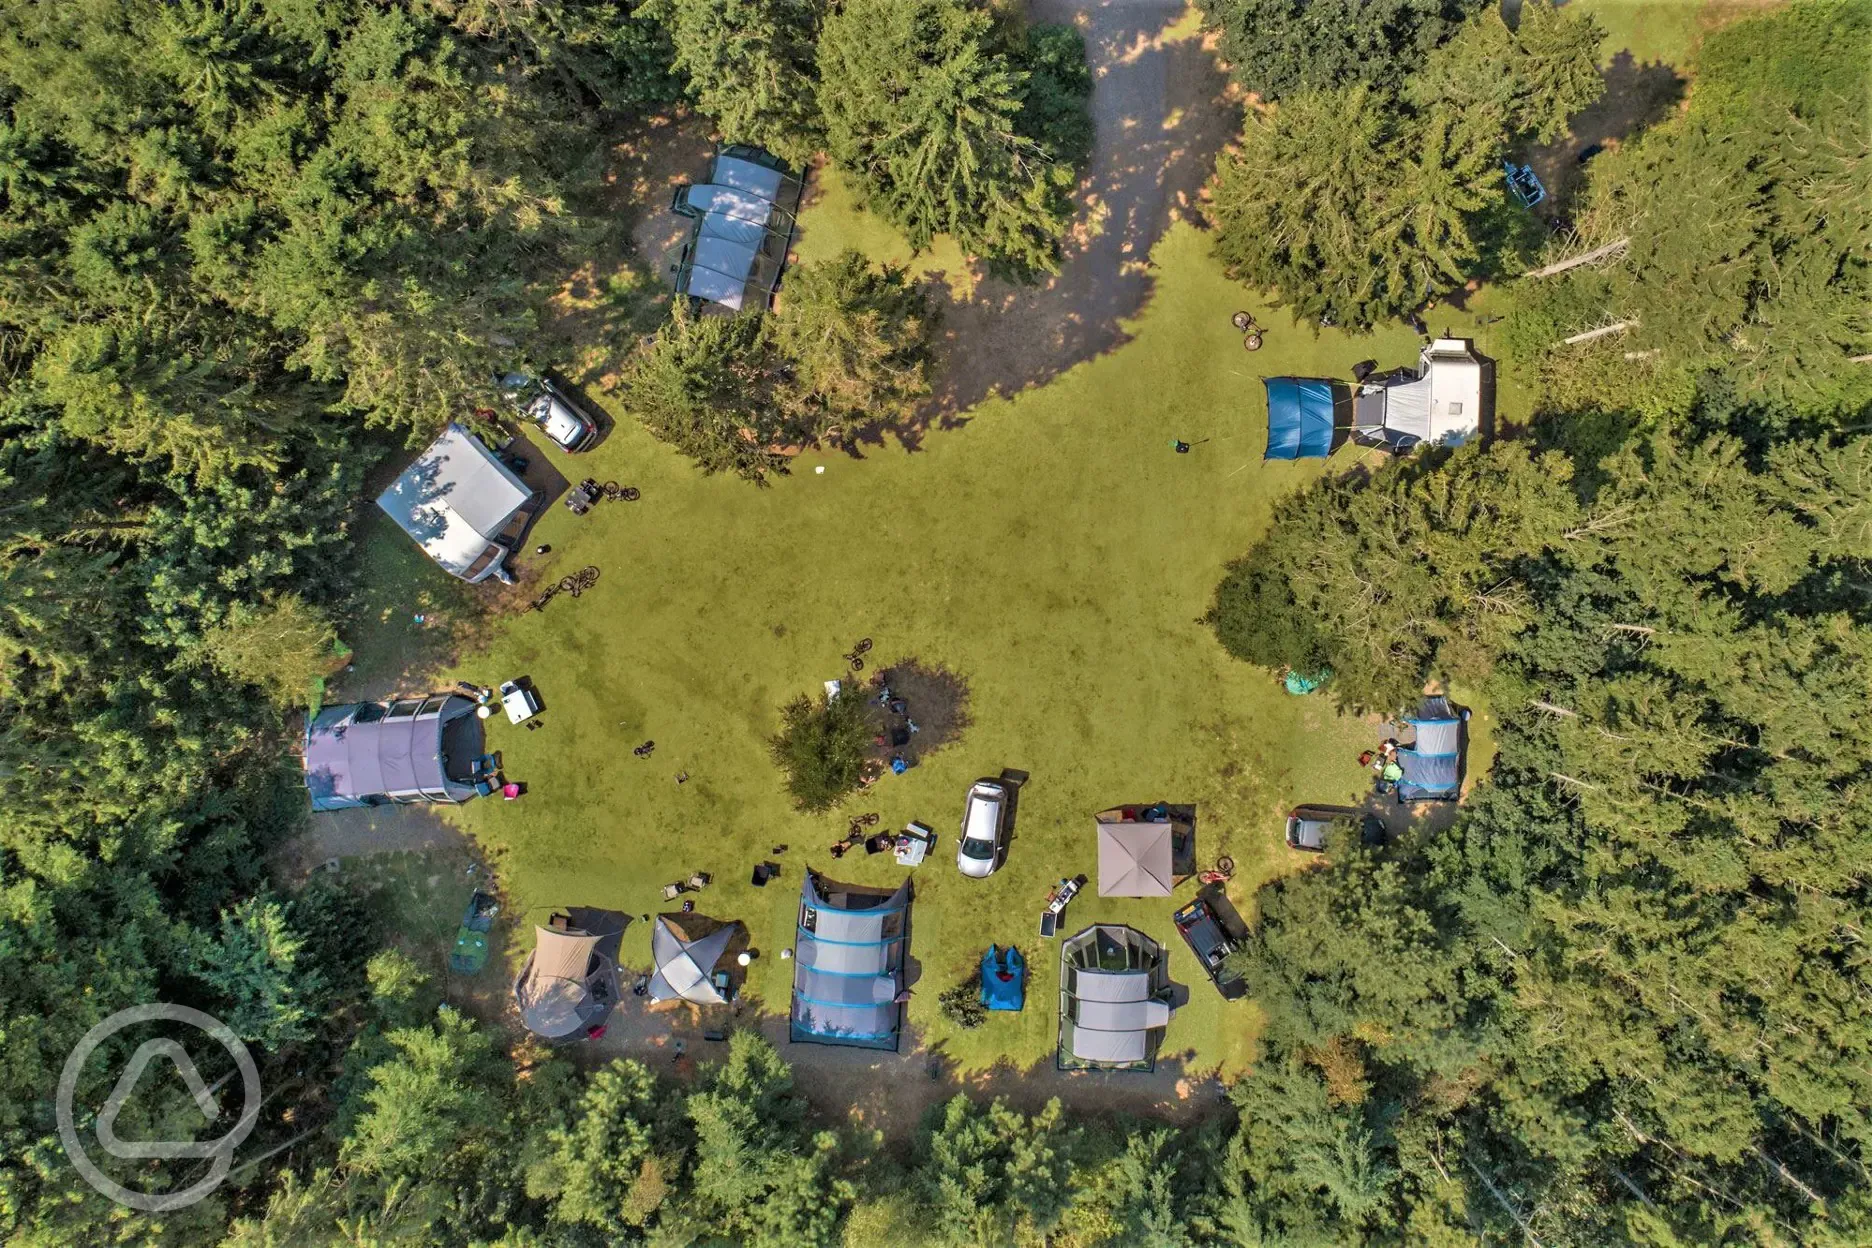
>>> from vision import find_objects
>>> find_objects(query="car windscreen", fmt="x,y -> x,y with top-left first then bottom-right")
959,836 -> 995,859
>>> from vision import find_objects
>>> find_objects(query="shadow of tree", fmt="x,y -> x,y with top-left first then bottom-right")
820,0 -> 1236,452
1521,50 -> 1685,219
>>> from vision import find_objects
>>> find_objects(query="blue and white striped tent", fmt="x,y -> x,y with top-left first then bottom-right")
1396,697 -> 1466,801
790,873 -> 911,1051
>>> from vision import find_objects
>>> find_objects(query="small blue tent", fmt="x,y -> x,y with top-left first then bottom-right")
1264,378 -> 1338,460
980,945 -> 1025,1012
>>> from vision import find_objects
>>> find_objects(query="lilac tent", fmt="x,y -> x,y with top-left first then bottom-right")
303,695 -> 482,811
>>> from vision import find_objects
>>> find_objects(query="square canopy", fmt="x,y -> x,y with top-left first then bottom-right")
1097,822 -> 1175,896
648,916 -> 739,1005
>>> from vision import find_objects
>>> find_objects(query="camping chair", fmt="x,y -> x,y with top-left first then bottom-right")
687,872 -> 711,890
662,882 -> 688,901
472,752 -> 501,779
473,777 -> 498,798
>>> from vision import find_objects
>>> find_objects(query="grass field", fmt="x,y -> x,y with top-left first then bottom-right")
384,205 -> 1515,1078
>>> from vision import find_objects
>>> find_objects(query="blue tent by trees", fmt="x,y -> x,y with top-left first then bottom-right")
979,945 -> 1025,1012
1262,378 -> 1341,460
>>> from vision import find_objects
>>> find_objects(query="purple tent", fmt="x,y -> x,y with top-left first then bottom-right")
303,695 -> 482,811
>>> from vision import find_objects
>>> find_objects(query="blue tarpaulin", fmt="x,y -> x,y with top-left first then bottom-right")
980,945 -> 1025,1012
1264,378 -> 1337,460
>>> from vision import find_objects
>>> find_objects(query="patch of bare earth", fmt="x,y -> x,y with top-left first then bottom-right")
862,659 -> 971,770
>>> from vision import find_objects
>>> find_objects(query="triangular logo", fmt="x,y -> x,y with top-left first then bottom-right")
95,1039 -> 224,1160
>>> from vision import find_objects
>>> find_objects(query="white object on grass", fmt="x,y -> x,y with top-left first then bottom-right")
815,465 -> 825,474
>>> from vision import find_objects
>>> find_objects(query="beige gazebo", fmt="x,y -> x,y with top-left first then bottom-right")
1096,821 -> 1176,896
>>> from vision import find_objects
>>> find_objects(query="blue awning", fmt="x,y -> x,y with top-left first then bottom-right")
1264,378 -> 1338,460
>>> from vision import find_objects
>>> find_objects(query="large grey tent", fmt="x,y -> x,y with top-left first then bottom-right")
1395,696 -> 1467,801
1058,925 -> 1174,1071
1096,821 -> 1175,896
376,423 -> 535,583
790,872 -> 911,1051
303,695 -> 482,811
647,915 -> 741,1005
671,146 -> 804,312
514,923 -> 621,1040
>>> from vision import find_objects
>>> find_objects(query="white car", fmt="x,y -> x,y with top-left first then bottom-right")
498,373 -> 598,452
522,380 -> 598,452
956,779 -> 1008,878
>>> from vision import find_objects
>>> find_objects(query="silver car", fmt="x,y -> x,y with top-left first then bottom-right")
523,380 -> 598,452
956,779 -> 1008,878
498,373 -> 598,452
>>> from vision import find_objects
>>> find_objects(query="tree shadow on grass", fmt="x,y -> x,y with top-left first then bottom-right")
824,0 -> 1237,454
1521,50 -> 1685,221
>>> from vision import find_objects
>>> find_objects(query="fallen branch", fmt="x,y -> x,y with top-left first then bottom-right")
1562,319 -> 1637,346
1525,236 -> 1631,279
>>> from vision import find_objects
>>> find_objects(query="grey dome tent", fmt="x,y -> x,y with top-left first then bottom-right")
303,695 -> 482,811
514,923 -> 621,1040
790,871 -> 911,1051
671,146 -> 804,312
1096,821 -> 1175,897
1058,925 -> 1174,1072
647,915 -> 741,1005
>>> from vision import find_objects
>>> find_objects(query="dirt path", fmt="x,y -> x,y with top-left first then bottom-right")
585,996 -> 1229,1140
273,803 -> 471,877
912,0 -> 1234,424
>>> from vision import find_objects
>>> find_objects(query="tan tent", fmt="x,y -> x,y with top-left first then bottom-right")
514,925 -> 620,1039
1096,822 -> 1175,896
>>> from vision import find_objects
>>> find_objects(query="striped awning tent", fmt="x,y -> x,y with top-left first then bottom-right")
789,872 -> 911,1051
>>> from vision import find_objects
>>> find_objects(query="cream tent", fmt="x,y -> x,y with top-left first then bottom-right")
647,916 -> 740,1005
514,924 -> 620,1039
1096,821 -> 1175,896
1058,925 -> 1174,1071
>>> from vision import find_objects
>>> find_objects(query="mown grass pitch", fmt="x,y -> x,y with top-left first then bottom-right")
387,216 -> 1507,1076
